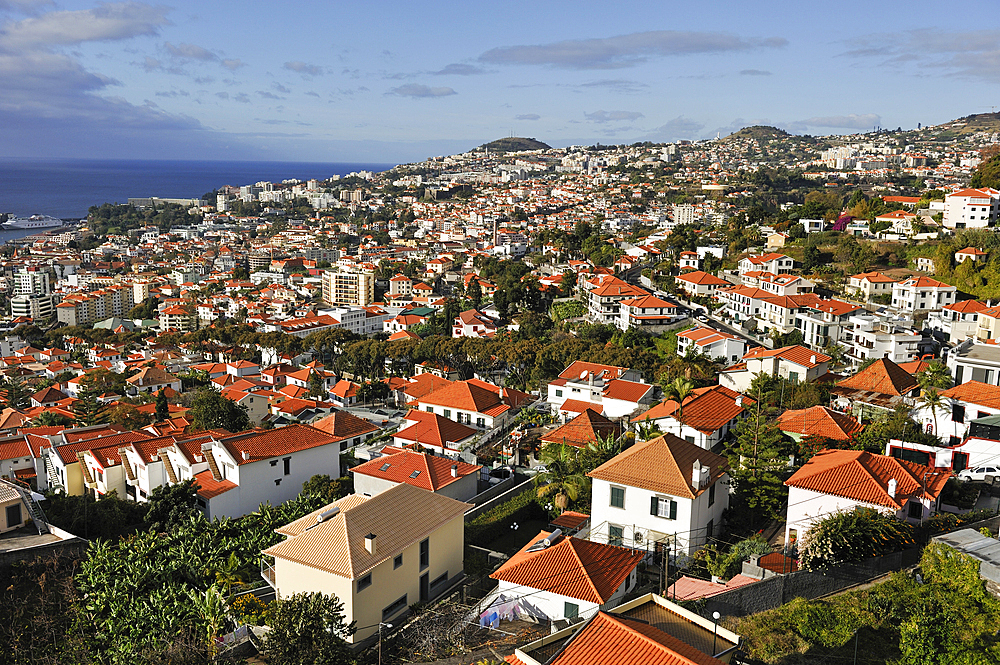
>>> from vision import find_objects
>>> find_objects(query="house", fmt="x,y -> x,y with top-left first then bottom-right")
976,305 -> 1000,342
738,253 -> 793,275
846,271 -> 897,302
844,314 -> 923,366
912,380 -> 1000,447
943,187 -> 1000,229
588,434 -> 730,555
947,338 -> 1000,386
783,449 -> 950,547
795,298 -> 862,350
720,345 -> 831,394
0,481 -> 27,534
126,365 -> 182,395
453,309 -> 498,338
505,595 -> 742,665
489,530 -> 644,623
631,386 -> 748,451
546,361 -> 644,414
891,276 -> 956,313
541,409 -> 622,449
677,250 -> 700,270
262,483 -> 470,645
413,380 -> 531,431
583,275 -> 650,325
616,294 -> 680,333
351,448 -> 481,501
393,409 -> 480,459
887,413 -> 1000,472
717,284 -> 771,325
799,218 -> 825,234
915,257 -> 936,273
831,357 -> 920,417
927,299 -> 987,343
676,326 -> 748,364
311,410 -> 382,453
674,271 -> 730,298
956,247 -> 988,263
777,406 -> 863,443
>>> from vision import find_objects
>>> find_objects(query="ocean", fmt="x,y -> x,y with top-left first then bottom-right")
0,158 -> 397,220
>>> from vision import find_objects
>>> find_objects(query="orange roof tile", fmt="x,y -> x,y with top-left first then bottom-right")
543,409 -> 622,448
491,532 -> 644,604
785,449 -> 949,510
351,449 -> 480,491
836,358 -> 918,396
394,410 -> 478,449
588,434 -> 729,500
941,381 -> 1000,409
632,386 -> 748,434
219,424 -> 339,464
777,406 -> 863,441
311,410 -> 381,441
193,468 -> 237,499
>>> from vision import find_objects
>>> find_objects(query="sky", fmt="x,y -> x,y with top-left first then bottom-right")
2,0 -> 1000,164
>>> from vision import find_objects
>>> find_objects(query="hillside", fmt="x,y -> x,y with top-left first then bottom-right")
724,125 -> 791,141
479,137 -> 551,153
933,112 -> 1000,136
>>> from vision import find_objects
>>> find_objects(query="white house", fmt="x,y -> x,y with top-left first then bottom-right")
943,187 -> 1000,230
616,294 -> 681,333
674,271 -> 730,298
846,271 -> 897,302
891,276 -> 956,313
588,434 -> 730,555
676,326 -> 748,364
350,448 -> 481,502
720,345 -> 831,394
452,309 -> 498,338
784,449 -> 949,548
738,253 -> 793,275
912,380 -> 1000,447
947,338 -> 1000,386
631,385 -> 748,451
927,299 -> 987,343
488,531 -> 644,623
546,361 -> 643,413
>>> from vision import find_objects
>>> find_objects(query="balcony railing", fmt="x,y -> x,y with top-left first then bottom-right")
260,560 -> 276,589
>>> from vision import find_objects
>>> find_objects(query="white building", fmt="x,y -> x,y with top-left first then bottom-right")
891,276 -> 956,313
927,299 -> 987,343
943,187 -> 1000,230
588,434 -> 730,555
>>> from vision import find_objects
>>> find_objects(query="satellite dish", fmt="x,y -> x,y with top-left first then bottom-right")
580,370 -> 589,380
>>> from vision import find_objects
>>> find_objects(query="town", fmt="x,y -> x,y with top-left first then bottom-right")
4,115 -> 1000,664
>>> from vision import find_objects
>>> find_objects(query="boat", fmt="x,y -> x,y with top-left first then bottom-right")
2,214 -> 65,230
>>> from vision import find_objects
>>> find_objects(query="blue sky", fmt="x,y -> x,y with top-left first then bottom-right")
2,0 -> 1000,164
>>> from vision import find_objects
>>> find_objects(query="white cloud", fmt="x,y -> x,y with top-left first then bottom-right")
0,2 -> 169,50
480,30 -> 787,70
388,83 -> 456,98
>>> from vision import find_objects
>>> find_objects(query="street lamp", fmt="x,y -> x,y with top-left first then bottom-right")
712,611 -> 721,656
378,621 -> 393,665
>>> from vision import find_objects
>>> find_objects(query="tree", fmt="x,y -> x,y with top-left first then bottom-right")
4,376 -> 29,411
107,403 -> 153,430
725,397 -> 794,529
802,243 -> 821,271
917,387 -> 946,440
145,478 -> 201,532
661,378 -> 694,438
308,370 -> 327,399
466,277 -> 483,307
262,592 -> 356,665
73,388 -> 109,427
155,388 -> 170,422
301,474 -> 353,503
917,362 -> 953,390
32,410 -> 73,427
535,445 -> 589,513
189,388 -> 250,433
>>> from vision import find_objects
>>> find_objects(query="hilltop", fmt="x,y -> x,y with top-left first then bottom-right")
479,137 -> 551,153
723,125 -> 791,142
932,112 -> 1000,136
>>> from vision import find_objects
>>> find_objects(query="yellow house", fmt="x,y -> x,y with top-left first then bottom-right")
0,482 -> 27,533
262,483 -> 470,645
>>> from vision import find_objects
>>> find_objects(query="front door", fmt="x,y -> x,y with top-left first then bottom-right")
5,503 -> 22,529
420,573 -> 429,602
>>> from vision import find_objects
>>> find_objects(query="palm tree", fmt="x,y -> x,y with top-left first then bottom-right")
917,387 -> 946,440
662,378 -> 694,438
32,410 -> 73,427
536,445 -> 589,513
918,362 -> 953,391
636,417 -> 663,441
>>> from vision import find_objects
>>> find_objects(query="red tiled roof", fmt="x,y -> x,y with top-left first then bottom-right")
543,409 -> 622,448
0,436 -> 31,461
218,424 -> 339,464
557,399 -> 603,415
588,434 -> 729,500
632,386 -> 748,434
394,409 -> 478,449
193,468 -> 237,499
558,361 -> 629,382
527,610 -> 728,665
666,574 -> 759,602
777,406 -> 863,441
311,410 -> 381,441
743,345 -> 830,369
351,449 -> 480,491
836,358 -> 919,396
785,449 -> 949,510
491,532 -> 644,604
945,299 -> 988,314
418,380 -> 507,415
941,381 -> 1000,409
550,510 -> 590,531
675,270 -> 729,286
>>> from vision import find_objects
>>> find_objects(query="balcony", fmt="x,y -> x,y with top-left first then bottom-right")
260,560 -> 276,589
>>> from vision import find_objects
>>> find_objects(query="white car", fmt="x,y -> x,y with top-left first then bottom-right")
958,466 -> 1000,482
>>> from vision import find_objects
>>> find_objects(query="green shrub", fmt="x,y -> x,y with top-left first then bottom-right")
798,508 -> 915,570
466,490 -> 547,548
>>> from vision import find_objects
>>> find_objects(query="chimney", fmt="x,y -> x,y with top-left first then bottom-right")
498,387 -> 504,400
701,465 -> 711,488
887,478 -> 897,499
588,372 -> 595,387
735,396 -> 743,408
810,354 -> 816,364
692,460 -> 703,490
451,464 -> 458,478
365,533 -> 377,555
241,451 -> 249,460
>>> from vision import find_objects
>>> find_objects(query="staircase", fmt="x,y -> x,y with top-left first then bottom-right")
203,447 -> 223,482
1,479 -> 50,535
158,448 -> 178,484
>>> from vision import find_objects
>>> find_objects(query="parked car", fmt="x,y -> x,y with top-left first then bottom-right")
958,466 -> 1000,482
488,467 -> 514,485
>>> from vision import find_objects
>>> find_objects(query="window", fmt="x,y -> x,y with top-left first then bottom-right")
555,389 -> 563,397
610,486 -> 625,508
476,417 -> 485,427
651,496 -> 678,520
283,457 -> 291,476
426,406 -> 434,412
419,538 -> 429,570
443,409 -> 451,418
382,594 -> 407,621
708,484 -> 715,507
609,524 -> 624,546
274,479 -> 281,486
394,554 -> 403,569
270,460 -> 278,467
907,501 -> 922,520
357,573 -> 372,592
684,435 -> 695,444
953,404 -> 965,424
564,602 -> 579,619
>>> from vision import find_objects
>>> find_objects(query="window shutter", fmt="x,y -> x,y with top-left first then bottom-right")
669,500 -> 677,520
650,496 -> 658,516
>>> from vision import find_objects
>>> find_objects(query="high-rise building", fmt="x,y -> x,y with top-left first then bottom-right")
16,267 -> 50,296
321,270 -> 375,307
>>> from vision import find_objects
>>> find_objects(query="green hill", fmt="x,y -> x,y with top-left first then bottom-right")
479,137 -> 551,153
725,125 -> 791,141
937,112 -> 1000,135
